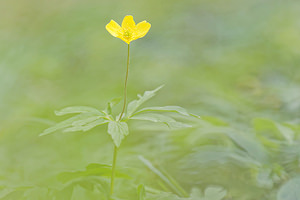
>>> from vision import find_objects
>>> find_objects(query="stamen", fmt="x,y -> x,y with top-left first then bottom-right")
123,30 -> 131,39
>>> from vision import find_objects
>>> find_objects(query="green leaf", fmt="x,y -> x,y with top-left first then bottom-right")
55,106 -> 103,116
277,177 -> 300,200
57,163 -> 130,183
107,121 -> 129,147
105,97 -> 122,115
196,124 -> 268,162
223,129 -> 268,162
126,85 -> 164,118
202,187 -> 227,200
253,118 -> 295,144
134,106 -> 190,116
137,184 -> 146,200
72,116 -> 102,126
40,113 -> 97,136
62,117 -> 108,132
183,146 -> 261,168
191,187 -> 227,200
80,119 -> 109,132
256,168 -> 273,188
201,116 -> 228,126
131,113 -> 191,129
138,156 -> 187,197
55,177 -> 110,200
63,118 -> 109,132
145,192 -> 185,200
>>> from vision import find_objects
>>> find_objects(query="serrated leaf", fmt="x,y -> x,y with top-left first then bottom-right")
277,177 -> 300,200
40,113 -> 97,136
126,85 -> 164,118
55,106 -> 103,116
107,121 -> 129,147
131,113 -> 191,129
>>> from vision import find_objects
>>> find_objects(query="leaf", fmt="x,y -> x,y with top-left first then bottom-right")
57,163 -> 130,183
72,116 -> 102,126
256,168 -> 273,189
55,106 -> 103,116
63,117 -> 108,132
80,119 -> 109,132
131,113 -> 191,129
146,192 -> 186,200
223,129 -> 268,162
277,177 -> 300,200
196,126 -> 268,162
133,106 -> 191,116
137,184 -> 146,200
201,116 -> 228,126
126,85 -> 164,118
105,97 -> 122,115
138,156 -> 187,197
40,113 -> 97,136
183,146 -> 261,168
0,187 -> 33,200
276,123 -> 295,144
202,187 -> 227,200
54,184 -> 74,200
190,187 -> 227,200
190,188 -> 202,200
23,187 -> 50,200
253,118 -> 295,144
107,121 -> 129,147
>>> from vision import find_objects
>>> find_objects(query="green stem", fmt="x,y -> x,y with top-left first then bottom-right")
118,44 -> 130,121
110,145 -> 118,196
110,44 -> 130,197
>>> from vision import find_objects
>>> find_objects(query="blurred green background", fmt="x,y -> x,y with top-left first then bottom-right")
1,0 -> 300,199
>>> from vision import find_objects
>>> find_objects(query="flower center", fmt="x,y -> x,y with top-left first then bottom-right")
123,30 -> 132,39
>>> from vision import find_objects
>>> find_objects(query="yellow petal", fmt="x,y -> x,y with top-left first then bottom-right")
120,38 -> 131,44
121,15 -> 136,31
106,20 -> 122,37
134,21 -> 151,40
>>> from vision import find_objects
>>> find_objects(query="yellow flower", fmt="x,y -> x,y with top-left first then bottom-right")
106,15 -> 151,44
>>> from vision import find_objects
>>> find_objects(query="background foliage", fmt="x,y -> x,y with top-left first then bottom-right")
0,0 -> 300,199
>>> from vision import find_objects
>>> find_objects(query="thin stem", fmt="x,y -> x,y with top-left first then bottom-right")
110,145 -> 118,196
110,44 -> 130,197
118,44 -> 130,121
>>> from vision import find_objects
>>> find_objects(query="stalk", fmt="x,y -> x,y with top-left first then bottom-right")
110,145 -> 118,196
110,43 -> 130,197
118,44 -> 130,121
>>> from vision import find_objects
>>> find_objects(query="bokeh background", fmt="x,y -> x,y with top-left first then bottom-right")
1,0 -> 300,199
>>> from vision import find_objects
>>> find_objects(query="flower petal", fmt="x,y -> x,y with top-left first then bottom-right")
106,20 -> 122,37
134,21 -> 151,40
121,15 -> 136,30
120,38 -> 131,44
